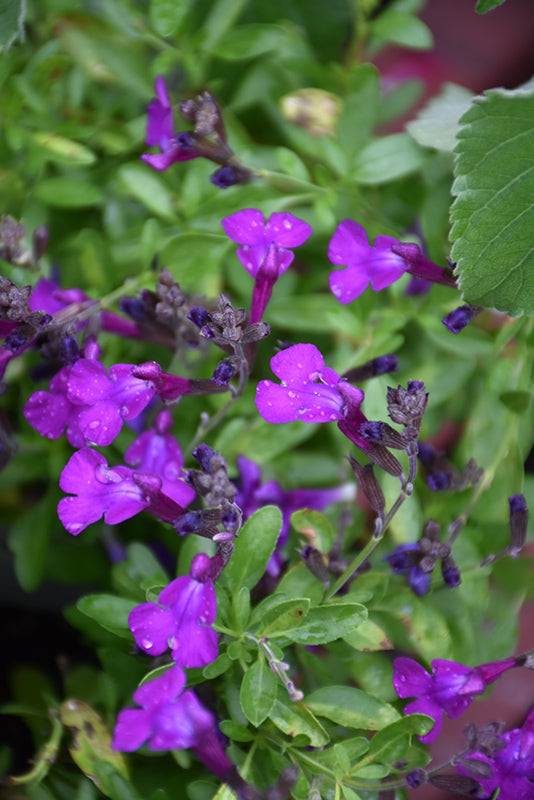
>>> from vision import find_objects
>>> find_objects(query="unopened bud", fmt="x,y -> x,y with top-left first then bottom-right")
360,421 -> 406,449
405,768 -> 427,788
442,304 -> 483,334
342,354 -> 398,382
367,443 -> 404,477
299,545 -> 330,584
508,493 -> 528,557
349,456 -> 385,512
428,773 -> 483,794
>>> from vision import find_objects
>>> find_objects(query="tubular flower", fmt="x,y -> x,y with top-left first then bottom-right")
128,553 -> 218,668
328,219 -> 456,304
255,343 -> 368,450
222,209 -> 312,323
393,655 -> 522,744
141,76 -> 200,171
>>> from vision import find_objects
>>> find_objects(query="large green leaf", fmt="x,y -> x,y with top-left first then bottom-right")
0,0 -> 25,52
306,686 -> 400,731
406,83 -> 473,152
222,506 -> 282,594
450,85 -> 534,315
239,657 -> 277,726
77,595 -> 137,639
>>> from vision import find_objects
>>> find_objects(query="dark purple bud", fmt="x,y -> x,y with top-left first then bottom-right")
59,335 -> 79,364
210,165 -> 240,188
407,566 -> 431,596
220,505 -> 241,531
119,296 -> 147,322
193,443 -> 216,472
417,442 -> 436,467
33,224 -> 49,262
385,543 -> 420,574
344,354 -> 398,382
427,471 -> 451,491
349,457 -> 385,513
361,421 -> 406,449
175,131 -> 197,150
5,324 -> 34,351
188,306 -> 210,328
428,773 -> 483,796
442,304 -> 483,334
441,557 -> 461,587
360,421 -> 384,441
300,545 -> 330,584
406,769 -> 428,788
508,493 -> 528,556
404,276 -> 433,295
211,359 -> 236,386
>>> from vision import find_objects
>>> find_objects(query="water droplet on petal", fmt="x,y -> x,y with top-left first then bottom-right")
287,391 -> 296,398
141,638 -> 153,650
283,219 -> 292,229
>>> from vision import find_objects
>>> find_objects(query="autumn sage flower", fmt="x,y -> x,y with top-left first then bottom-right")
222,209 -> 312,323
112,664 -> 232,782
456,706 -> 534,799
141,76 -> 200,171
255,343 -> 369,450
393,654 -> 529,744
58,447 -> 185,535
128,552 -> 218,668
328,219 -> 456,304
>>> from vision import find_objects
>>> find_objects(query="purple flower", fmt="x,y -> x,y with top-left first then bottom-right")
255,343 -> 369,450
128,552 -> 217,668
328,219 -> 456,304
23,363 -> 87,447
58,448 -> 150,535
236,454 -> 355,576
393,655 -> 519,744
456,707 -> 534,799
141,77 -> 200,171
112,665 -> 215,751
222,209 -> 312,323
124,409 -> 195,509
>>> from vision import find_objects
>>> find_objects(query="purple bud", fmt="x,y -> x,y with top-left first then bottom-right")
193,443 -> 216,472
442,304 -> 483,334
508,493 -> 528,556
188,306 -> 210,328
211,359 -> 236,386
406,769 -> 427,788
210,165 -> 240,188
59,335 -> 79,364
385,543 -> 420,574
342,354 -> 398,382
300,545 -> 330,584
119,296 -> 148,322
360,421 -> 384,441
175,131 -> 196,150
407,566 -> 431,596
417,442 -> 436,467
441,557 -> 461,588
427,471 -> 451,491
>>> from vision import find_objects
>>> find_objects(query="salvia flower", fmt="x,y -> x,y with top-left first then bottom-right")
442,303 -> 484,334
128,552 -> 217,668
141,76 -> 201,171
124,409 -> 196,509
456,706 -> 534,799
112,665 -> 224,757
328,219 -> 456,304
222,209 -> 312,323
255,343 -> 369,450
235,454 -> 355,576
393,654 -> 524,744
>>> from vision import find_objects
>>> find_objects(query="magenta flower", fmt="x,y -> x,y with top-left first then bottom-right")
236,455 -> 355,576
328,219 -> 456,304
255,343 -> 369,450
58,448 -> 150,535
393,655 -> 519,744
23,363 -> 87,447
141,77 -> 200,171
456,707 -> 534,799
128,553 -> 217,668
222,209 -> 312,323
124,409 -> 195,509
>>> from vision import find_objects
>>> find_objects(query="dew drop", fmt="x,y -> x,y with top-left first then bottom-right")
287,391 -> 296,398
283,219 -> 292,229
142,638 -> 153,650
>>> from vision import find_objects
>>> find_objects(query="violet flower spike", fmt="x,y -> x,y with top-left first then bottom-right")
222,209 -> 312,323
255,342 -> 369,451
128,552 -> 218,668
141,77 -> 200,171
393,655 -> 520,744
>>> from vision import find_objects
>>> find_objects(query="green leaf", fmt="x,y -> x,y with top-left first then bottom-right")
279,603 -> 367,645
0,0 -> 25,52
256,597 -> 310,636
269,695 -> 329,746
476,0 -> 506,12
149,0 -> 189,37
406,83 -> 473,152
372,10 -> 433,50
77,595 -> 137,639
361,715 -> 434,768
290,509 -> 336,553
34,177 -> 103,208
353,134 -> 426,184
118,164 -> 175,221
222,506 -> 282,594
450,86 -> 534,315
306,686 -> 400,730
7,492 -> 56,592
343,619 -> 393,652
161,232 -> 229,295
239,657 -> 277,726
337,64 -> 380,158
30,133 -> 97,165
212,23 -> 295,60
